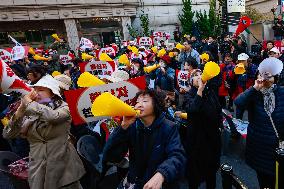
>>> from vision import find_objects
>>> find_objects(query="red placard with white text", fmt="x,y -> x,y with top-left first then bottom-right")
64,76 -> 146,125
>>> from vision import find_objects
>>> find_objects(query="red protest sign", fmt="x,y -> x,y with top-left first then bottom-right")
64,76 -> 146,125
79,60 -> 116,77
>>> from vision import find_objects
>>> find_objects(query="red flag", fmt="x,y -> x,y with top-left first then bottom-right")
234,16 -> 252,37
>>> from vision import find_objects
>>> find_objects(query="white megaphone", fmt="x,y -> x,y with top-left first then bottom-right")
0,59 -> 31,96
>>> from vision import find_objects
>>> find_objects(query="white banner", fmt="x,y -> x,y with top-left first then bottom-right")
227,0 -> 245,13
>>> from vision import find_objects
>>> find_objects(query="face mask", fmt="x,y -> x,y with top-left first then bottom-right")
37,98 -> 52,104
224,61 -> 231,64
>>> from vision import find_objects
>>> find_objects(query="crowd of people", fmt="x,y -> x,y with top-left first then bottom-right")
0,33 -> 284,189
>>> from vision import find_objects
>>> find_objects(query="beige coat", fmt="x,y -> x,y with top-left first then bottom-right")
3,101 -> 85,189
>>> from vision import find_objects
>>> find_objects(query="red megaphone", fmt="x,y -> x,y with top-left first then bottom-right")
234,16 -> 252,37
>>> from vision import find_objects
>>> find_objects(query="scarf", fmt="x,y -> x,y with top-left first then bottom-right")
260,84 -> 276,116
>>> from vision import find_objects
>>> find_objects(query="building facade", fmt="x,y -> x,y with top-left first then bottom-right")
0,0 -> 210,50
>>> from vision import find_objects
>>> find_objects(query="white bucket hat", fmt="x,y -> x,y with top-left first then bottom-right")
32,75 -> 62,98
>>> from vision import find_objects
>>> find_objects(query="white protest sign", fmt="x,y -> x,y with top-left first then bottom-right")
177,70 -> 189,89
138,37 -> 153,46
80,37 -> 93,51
79,60 -> 116,77
99,47 -> 116,57
59,55 -> 73,66
11,46 -> 25,61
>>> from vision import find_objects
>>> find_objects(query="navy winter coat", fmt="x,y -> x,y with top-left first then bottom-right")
234,86 -> 284,175
102,114 -> 186,189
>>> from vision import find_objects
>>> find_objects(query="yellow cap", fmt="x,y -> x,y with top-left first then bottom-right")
91,92 -> 137,117
77,72 -> 105,87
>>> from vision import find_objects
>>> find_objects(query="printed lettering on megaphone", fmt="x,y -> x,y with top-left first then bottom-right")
64,76 -> 146,125
0,59 -> 31,96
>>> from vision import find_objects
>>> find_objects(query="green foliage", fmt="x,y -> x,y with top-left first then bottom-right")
195,0 -> 221,38
179,0 -> 195,35
140,11 -> 150,36
127,24 -> 139,38
127,10 -> 150,38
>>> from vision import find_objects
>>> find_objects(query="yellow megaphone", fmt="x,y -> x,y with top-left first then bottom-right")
169,52 -> 175,58
91,92 -> 139,117
157,49 -> 166,58
234,63 -> 246,75
99,53 -> 113,61
52,34 -> 61,42
176,43 -> 185,50
82,53 -> 94,61
33,54 -> 50,61
52,71 -> 62,77
1,117 -> 9,127
144,64 -> 160,73
28,47 -> 36,55
201,61 -> 220,82
151,46 -> 158,54
200,53 -> 209,61
118,54 -> 130,66
77,72 -> 105,87
131,46 -> 139,55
